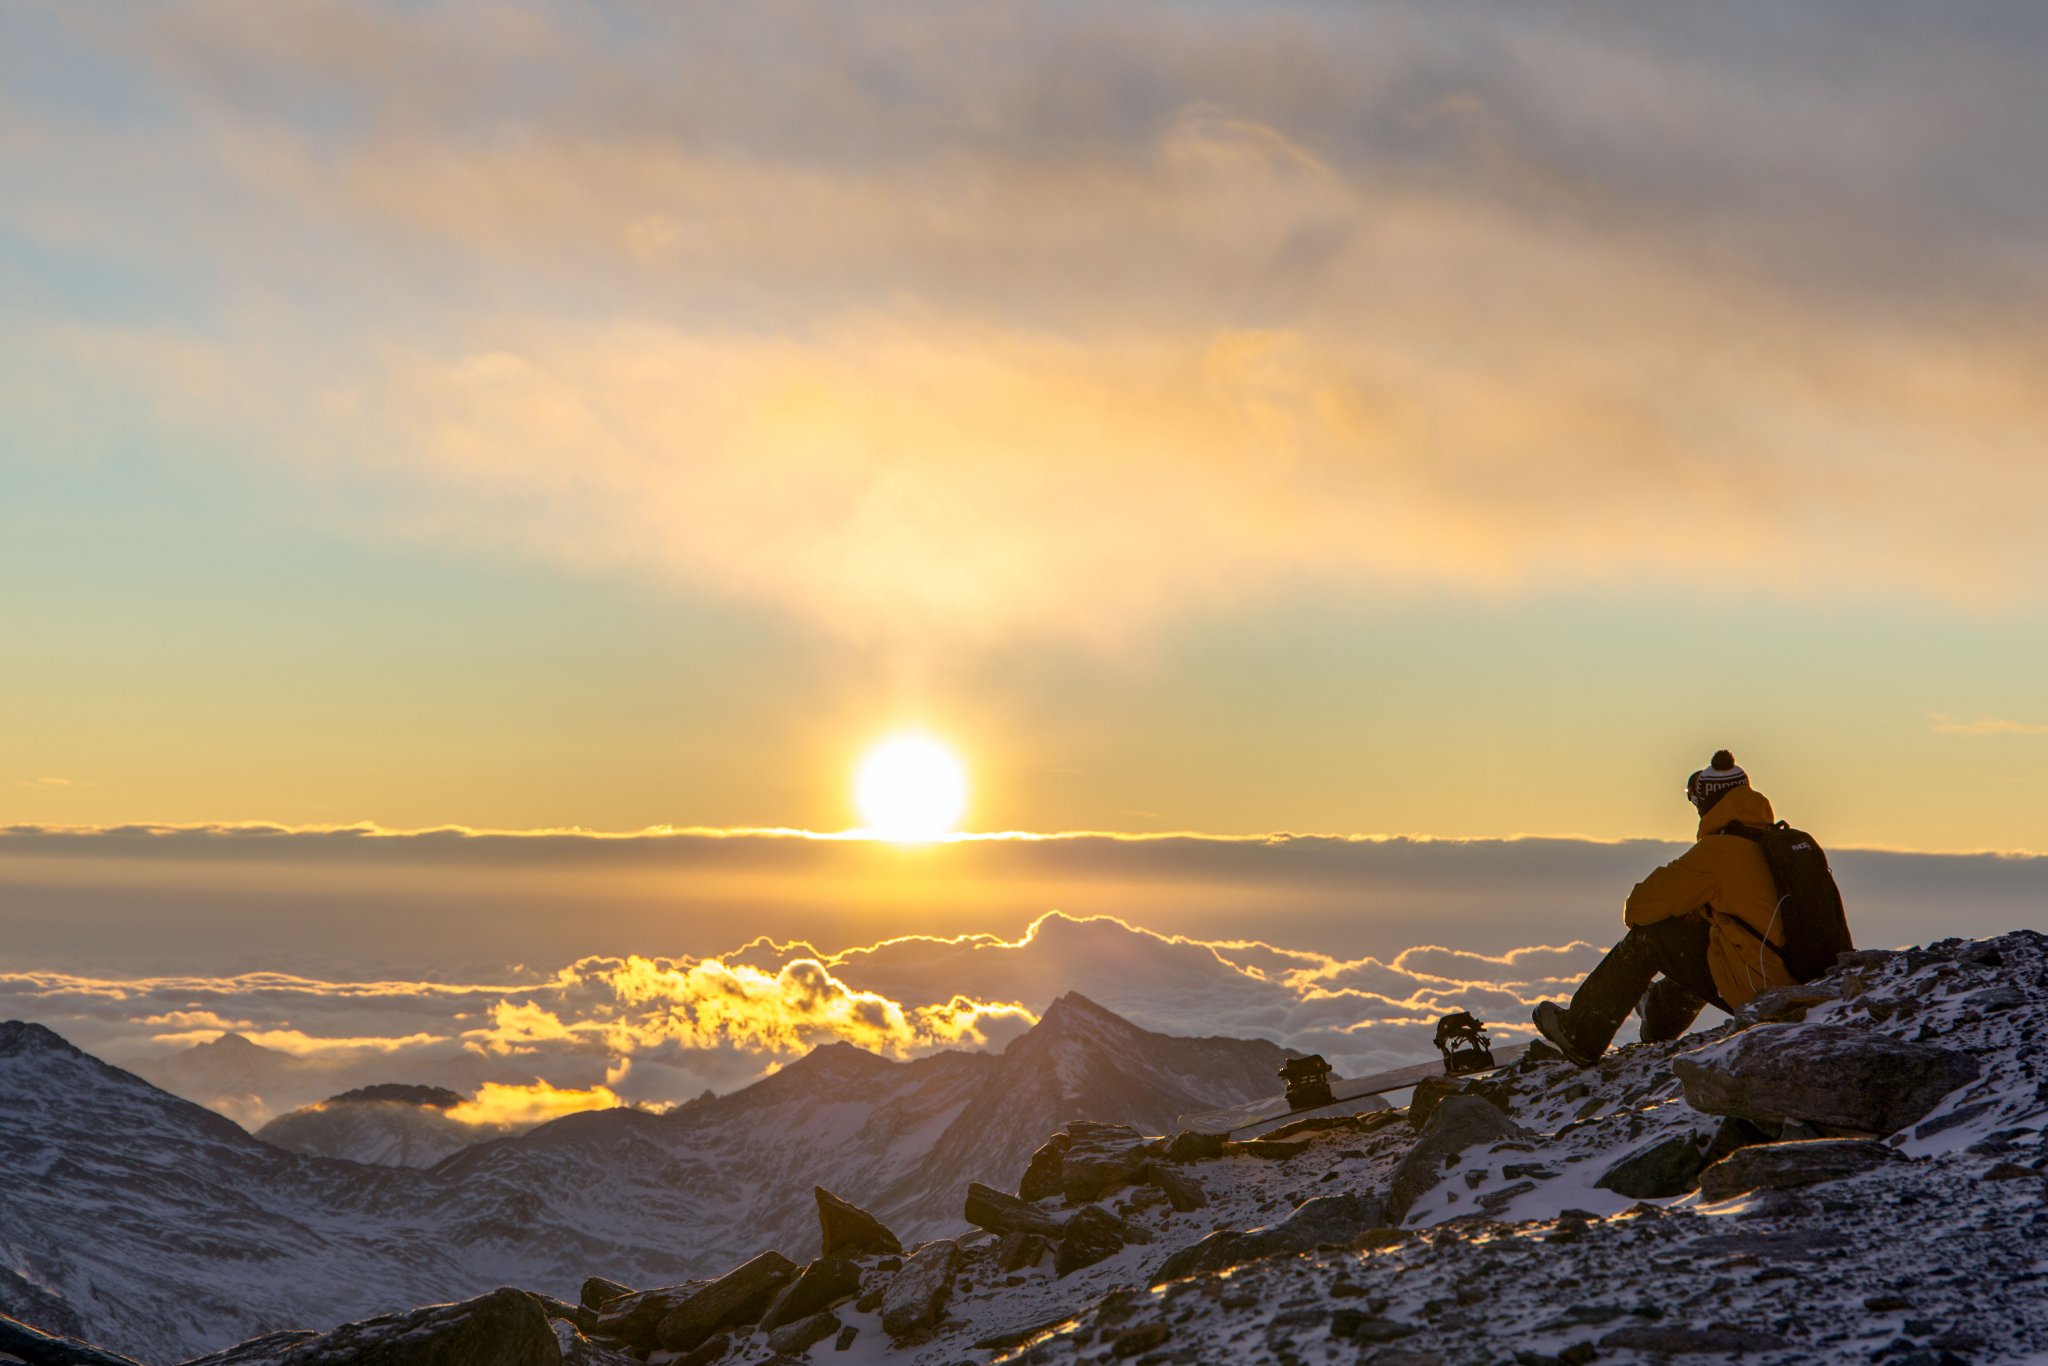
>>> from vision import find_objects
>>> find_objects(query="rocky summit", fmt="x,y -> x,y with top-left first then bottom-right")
4,931 -> 2047,1365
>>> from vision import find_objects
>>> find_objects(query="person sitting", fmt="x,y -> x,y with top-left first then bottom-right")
1532,750 -> 1808,1066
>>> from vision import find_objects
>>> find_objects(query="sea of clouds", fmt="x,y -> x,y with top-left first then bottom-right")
0,911 -> 1601,1128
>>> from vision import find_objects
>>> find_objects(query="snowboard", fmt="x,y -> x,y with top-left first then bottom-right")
1174,1042 -> 1531,1139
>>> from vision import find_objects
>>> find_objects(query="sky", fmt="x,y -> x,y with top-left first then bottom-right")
3,3 -> 2046,1117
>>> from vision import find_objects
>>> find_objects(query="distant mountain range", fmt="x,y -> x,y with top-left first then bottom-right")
0,993 -> 1288,1360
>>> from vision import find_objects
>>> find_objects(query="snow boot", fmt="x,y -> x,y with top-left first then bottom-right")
1531,1000 -> 1597,1068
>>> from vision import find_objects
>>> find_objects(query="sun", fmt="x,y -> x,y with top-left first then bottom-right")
855,733 -> 968,842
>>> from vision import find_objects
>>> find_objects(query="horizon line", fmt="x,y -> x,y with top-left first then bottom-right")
4,819 -> 2045,861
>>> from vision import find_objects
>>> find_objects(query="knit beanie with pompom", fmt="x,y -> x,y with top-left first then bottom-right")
1686,750 -> 1748,811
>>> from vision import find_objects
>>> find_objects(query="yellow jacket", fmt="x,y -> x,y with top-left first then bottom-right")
1623,787 -> 1796,1008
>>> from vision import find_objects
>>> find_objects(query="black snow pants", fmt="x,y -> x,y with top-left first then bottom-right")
1560,912 -> 1730,1059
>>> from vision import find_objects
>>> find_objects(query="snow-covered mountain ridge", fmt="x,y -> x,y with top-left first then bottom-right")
12,929 -> 2044,1366
0,993 -> 1287,1360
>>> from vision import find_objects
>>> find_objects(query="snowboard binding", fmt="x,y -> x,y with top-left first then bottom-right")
1434,1011 -> 1496,1076
1276,1054 -> 1336,1111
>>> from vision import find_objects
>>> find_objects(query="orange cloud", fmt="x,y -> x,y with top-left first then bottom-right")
445,1079 -> 620,1128
1931,714 -> 2048,737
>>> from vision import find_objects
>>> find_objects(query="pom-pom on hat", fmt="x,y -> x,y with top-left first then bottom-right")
1686,749 -> 1748,811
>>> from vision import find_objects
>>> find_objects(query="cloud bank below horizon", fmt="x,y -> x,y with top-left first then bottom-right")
3,911 -> 1602,1127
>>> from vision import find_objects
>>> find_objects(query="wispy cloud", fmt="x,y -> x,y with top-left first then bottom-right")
1931,714 -> 2048,737
9,3 -> 2048,645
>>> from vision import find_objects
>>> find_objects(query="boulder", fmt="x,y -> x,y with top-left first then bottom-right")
1165,1129 -> 1226,1163
1142,1162 -> 1209,1212
997,1230 -> 1053,1271
656,1250 -> 798,1351
814,1186 -> 902,1258
1054,1205 -> 1143,1277
1017,1136 -> 1071,1200
965,1181 -> 1065,1238
1407,1075 -> 1464,1130
591,1281 -> 707,1349
1386,1096 -> 1526,1221
194,1288 -> 558,1366
1696,1138 -> 1903,1200
1672,1024 -> 1980,1135
881,1239 -> 961,1338
1152,1191 -> 1383,1283
578,1277 -> 632,1313
759,1255 -> 864,1331
765,1310 -> 841,1356
1059,1123 -> 1152,1202
1597,1133 -> 1705,1199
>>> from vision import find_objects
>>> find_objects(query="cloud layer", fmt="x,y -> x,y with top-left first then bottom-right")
9,2 -> 2048,645
0,909 -> 1610,1127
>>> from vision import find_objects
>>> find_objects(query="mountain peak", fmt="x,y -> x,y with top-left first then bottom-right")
0,1020 -> 79,1059
1037,992 -> 1139,1030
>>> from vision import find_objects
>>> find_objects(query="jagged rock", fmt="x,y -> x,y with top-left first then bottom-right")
765,1310 -> 841,1355
833,1325 -> 859,1351
1597,1133 -> 1705,1198
1696,1138 -> 1903,1200
656,1250 -> 798,1351
553,1320 -> 644,1366
1387,1096 -> 1526,1221
1152,1191 -> 1383,1283
182,1288 -> 558,1366
1231,1136 -> 1313,1159
1054,1205 -> 1145,1276
1165,1129 -> 1226,1163
813,1186 -> 902,1258
0,1312 -> 148,1366
580,1277 -> 633,1312
1059,1122 -> 1152,1201
1735,982 -> 1842,1024
997,1230 -> 1053,1271
881,1239 -> 961,1338
1017,1136 -> 1070,1200
965,1181 -> 1066,1238
530,1294 -> 580,1326
1142,1162 -> 1208,1211
1408,1075 -> 1463,1130
759,1255 -> 863,1331
672,1333 -> 731,1366
592,1281 -> 707,1349
1673,1024 -> 1980,1135
1599,1324 -> 1788,1353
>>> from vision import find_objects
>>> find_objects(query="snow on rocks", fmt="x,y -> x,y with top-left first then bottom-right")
10,930 -> 2048,1365
1673,1023 -> 1981,1135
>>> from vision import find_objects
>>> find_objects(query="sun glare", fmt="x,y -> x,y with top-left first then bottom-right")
855,734 -> 968,842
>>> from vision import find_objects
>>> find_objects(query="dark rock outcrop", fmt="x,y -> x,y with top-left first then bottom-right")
1141,1162 -> 1208,1211
1017,1136 -> 1070,1201
813,1186 -> 901,1258
1387,1096 -> 1525,1220
1673,1024 -> 1980,1135
1153,1191 -> 1383,1284
188,1288 -> 557,1366
1596,1133 -> 1705,1198
881,1239 -> 961,1338
758,1256 -> 863,1332
765,1310 -> 842,1355
1695,1138 -> 1904,1200
656,1251 -> 797,1351
1054,1206 -> 1151,1277
965,1181 -> 1066,1238
578,1277 -> 631,1313
591,1282 -> 706,1350
1058,1122 -> 1152,1202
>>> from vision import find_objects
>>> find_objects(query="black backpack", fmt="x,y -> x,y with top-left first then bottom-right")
1721,820 -> 1854,982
